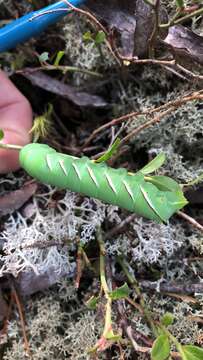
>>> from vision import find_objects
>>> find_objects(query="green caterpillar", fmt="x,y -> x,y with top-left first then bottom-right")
19,143 -> 188,223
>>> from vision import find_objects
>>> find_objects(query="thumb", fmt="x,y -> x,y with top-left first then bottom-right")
0,72 -> 32,173
0,128 -> 31,174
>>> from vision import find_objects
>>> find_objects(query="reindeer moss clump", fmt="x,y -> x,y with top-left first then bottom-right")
3,286 -> 102,360
63,13 -> 116,86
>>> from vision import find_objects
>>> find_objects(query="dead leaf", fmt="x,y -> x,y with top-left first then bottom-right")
186,186 -> 203,205
22,71 -> 107,108
0,182 -> 37,216
187,315 -> 203,324
0,288 -> 8,322
164,293 -> 199,304
86,0 -> 168,57
140,280 -> 203,295
133,0 -> 168,57
16,266 -> 74,296
165,25 -> 203,65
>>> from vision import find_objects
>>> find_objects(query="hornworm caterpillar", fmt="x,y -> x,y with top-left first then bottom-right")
19,143 -> 187,222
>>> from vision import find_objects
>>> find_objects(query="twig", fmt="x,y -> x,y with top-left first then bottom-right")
140,280 -> 203,295
104,214 -> 137,240
11,284 -> 31,356
117,257 -> 157,336
117,300 -> 152,352
177,211 -> 203,232
117,301 -> 181,359
75,241 -> 83,289
126,297 -> 144,314
175,64 -> 203,82
119,107 -> 173,146
81,90 -> 203,150
16,65 -> 102,78
0,294 -> 13,340
63,0 -> 121,66
148,0 -> 161,58
160,6 -> 203,28
63,0 -> 107,35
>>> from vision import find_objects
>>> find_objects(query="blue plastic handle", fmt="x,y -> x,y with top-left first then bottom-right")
0,0 -> 85,52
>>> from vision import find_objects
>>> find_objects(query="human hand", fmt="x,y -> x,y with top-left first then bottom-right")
0,71 -> 32,173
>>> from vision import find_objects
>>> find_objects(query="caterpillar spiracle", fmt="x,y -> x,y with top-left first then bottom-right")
19,143 -> 187,223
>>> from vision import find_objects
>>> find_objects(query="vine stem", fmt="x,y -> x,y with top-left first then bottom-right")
177,211 -> 203,233
117,256 -> 158,337
160,6 -> 203,28
160,325 -> 186,360
16,65 -> 102,78
97,229 -> 113,338
0,143 -> 23,151
182,173 -> 203,188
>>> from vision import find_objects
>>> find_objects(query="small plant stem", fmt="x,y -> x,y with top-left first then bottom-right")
75,237 -> 96,288
0,143 -> 23,151
161,8 -> 182,28
75,242 -> 83,289
174,6 -> 203,25
89,230 -> 121,354
97,229 -> 113,339
17,65 -> 102,78
177,211 -> 203,233
182,173 -> 203,187
11,285 -> 31,355
99,244 -> 109,297
82,248 -> 95,273
103,297 -> 112,337
117,256 -> 157,336
160,6 -> 203,28
160,325 -> 186,359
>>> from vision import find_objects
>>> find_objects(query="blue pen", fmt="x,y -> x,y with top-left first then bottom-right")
0,0 -> 85,52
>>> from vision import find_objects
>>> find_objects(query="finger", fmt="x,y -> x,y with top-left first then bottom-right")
0,71 -> 32,173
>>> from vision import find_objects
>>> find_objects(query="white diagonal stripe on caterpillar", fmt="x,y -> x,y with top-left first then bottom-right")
72,163 -> 81,180
105,173 -> 117,194
46,154 -> 53,171
123,180 -> 134,201
59,159 -> 68,176
140,186 -> 163,221
87,166 -> 99,187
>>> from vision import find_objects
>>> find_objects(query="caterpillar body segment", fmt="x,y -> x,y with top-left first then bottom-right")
19,143 -> 188,223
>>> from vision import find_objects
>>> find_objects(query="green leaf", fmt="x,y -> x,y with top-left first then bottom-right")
109,283 -> 130,300
95,31 -> 106,45
161,313 -> 174,327
151,334 -> 170,360
140,153 -> 166,175
176,0 -> 185,8
0,129 -> 4,141
145,175 -> 182,192
83,31 -> 93,42
105,328 -> 121,341
95,138 -> 121,163
181,345 -> 203,360
38,52 -> 49,63
54,50 -> 65,66
86,295 -> 99,310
